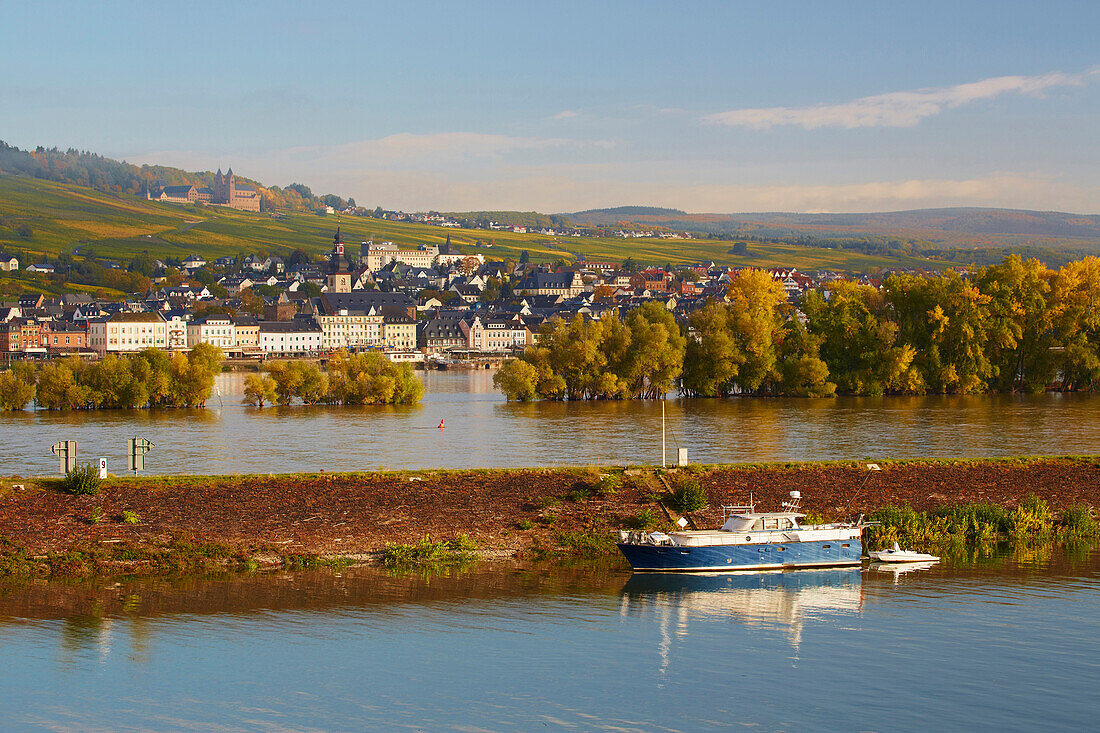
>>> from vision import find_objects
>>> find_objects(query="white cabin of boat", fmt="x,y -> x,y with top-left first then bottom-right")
652,511 -> 860,548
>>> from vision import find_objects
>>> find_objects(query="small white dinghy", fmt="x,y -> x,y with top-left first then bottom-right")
869,542 -> 940,563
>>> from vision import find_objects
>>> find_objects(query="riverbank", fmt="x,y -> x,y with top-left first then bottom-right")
0,456 -> 1097,576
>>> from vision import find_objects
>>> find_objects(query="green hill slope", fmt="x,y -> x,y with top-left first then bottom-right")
0,174 -> 948,272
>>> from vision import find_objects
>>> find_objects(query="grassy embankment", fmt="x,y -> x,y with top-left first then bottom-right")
0,456 -> 1096,578
0,174 -> 948,272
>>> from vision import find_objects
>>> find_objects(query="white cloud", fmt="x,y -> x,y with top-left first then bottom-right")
704,68 -> 1100,130
550,110 -> 579,120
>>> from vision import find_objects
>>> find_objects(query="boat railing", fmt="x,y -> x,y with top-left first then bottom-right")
721,503 -> 755,520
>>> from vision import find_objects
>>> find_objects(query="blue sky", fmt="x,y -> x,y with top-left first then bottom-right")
3,0 -> 1099,212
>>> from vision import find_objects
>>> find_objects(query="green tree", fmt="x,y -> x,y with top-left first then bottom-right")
243,373 -> 277,407
493,359 -> 539,401
0,363 -> 35,410
726,269 -> 786,393
35,360 -> 87,409
621,303 -> 685,398
1052,257 -> 1100,390
977,255 -> 1058,392
680,301 -> 741,397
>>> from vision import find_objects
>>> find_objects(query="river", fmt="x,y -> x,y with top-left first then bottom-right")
0,544 -> 1096,731
2,371 -> 1099,475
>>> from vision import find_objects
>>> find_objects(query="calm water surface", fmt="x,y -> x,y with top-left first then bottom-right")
1,371 -> 1098,475
0,545 -> 1097,731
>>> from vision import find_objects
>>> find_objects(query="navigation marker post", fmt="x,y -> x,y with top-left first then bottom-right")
129,437 -> 155,474
50,440 -> 76,475
661,399 -> 666,468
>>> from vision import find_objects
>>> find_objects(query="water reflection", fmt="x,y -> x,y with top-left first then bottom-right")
0,371 -> 1097,474
621,569 -> 863,654
0,545 -> 1097,732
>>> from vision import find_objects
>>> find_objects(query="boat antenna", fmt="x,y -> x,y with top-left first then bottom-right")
842,462 -> 881,516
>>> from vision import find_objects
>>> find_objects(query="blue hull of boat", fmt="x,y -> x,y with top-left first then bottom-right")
617,539 -> 863,572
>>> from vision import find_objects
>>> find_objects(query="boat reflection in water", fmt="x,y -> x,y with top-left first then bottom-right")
620,568 -> 863,661
868,560 -> 939,584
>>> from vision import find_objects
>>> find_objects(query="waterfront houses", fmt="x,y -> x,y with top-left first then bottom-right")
258,318 -> 322,353
87,312 -> 168,354
187,315 -> 236,350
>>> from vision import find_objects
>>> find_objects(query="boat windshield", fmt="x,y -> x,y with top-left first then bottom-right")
721,515 -> 800,532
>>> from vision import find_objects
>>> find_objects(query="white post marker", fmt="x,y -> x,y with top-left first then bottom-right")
661,399 -> 666,468
98,457 -> 107,479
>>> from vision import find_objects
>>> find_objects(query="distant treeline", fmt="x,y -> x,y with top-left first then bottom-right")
0,141 -> 355,214
243,350 -> 424,407
0,344 -> 223,410
495,255 -> 1100,400
445,211 -> 574,230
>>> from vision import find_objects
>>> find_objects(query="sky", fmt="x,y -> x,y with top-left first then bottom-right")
3,0 -> 1100,214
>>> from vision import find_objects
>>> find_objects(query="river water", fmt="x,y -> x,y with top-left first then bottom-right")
0,544 -> 1097,731
2,371 -> 1099,475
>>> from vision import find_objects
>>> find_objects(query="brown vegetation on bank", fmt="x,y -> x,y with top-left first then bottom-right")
0,457 -> 1097,574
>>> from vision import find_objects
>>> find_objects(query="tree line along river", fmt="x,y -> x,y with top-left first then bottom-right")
0,370 -> 1097,476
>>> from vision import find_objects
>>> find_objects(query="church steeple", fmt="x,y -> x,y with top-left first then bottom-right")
332,226 -> 345,259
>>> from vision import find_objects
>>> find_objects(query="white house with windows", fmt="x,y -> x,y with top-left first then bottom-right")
187,315 -> 236,350
258,318 -> 322,354
87,312 -> 168,354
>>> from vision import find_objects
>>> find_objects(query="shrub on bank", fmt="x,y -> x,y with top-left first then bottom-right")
1060,505 -> 1098,535
668,478 -> 708,513
869,496 -> 1070,548
625,508 -> 658,530
381,535 -> 476,568
61,463 -> 101,496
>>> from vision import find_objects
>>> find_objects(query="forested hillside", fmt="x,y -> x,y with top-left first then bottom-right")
0,141 -> 347,213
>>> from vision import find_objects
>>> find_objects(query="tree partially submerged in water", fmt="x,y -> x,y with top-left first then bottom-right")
0,345 -> 223,410
244,350 -> 423,407
497,254 -> 1100,400
495,303 -> 685,401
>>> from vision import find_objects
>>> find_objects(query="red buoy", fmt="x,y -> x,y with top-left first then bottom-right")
438,419 -> 445,429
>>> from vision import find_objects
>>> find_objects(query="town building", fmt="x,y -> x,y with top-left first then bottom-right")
186,315 -> 236,350
233,315 -> 260,352
258,318 -> 322,354
0,253 -> 18,272
87,312 -> 169,354
381,313 -> 418,349
515,272 -> 585,298
460,314 -> 528,352
361,241 -> 438,271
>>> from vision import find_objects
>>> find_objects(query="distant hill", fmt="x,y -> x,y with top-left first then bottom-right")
442,210 -> 573,229
571,206 -> 687,218
569,206 -> 1100,247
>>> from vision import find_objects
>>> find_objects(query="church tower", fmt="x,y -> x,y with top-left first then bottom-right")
326,227 -> 351,293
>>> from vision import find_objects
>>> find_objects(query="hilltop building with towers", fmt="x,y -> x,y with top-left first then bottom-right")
147,167 -> 261,212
